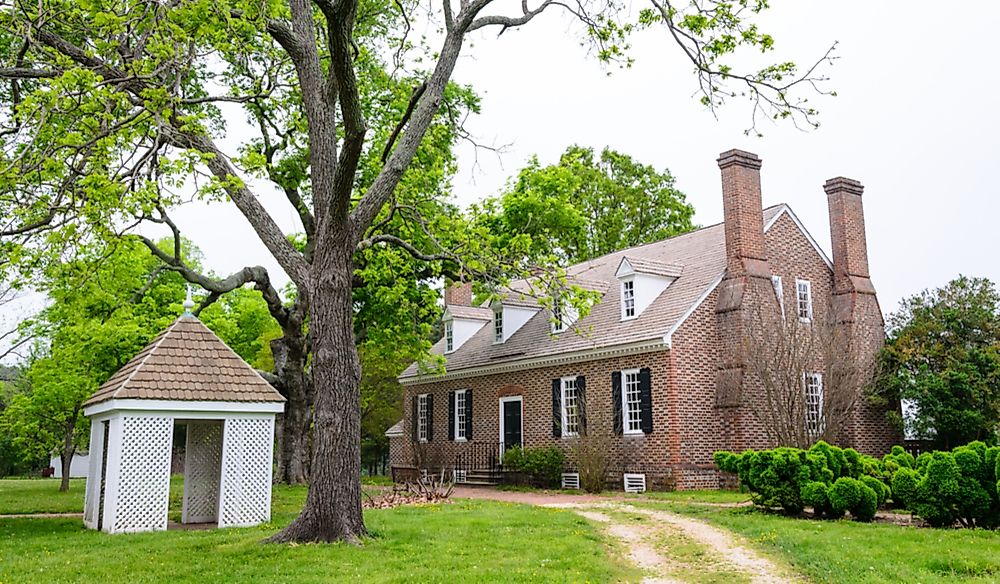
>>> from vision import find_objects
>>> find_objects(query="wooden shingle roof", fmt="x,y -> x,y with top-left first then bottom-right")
83,317 -> 285,406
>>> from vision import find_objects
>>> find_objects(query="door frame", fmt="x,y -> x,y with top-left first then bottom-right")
498,395 -> 523,452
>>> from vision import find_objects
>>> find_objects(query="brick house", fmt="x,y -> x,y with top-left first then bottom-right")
390,149 -> 899,490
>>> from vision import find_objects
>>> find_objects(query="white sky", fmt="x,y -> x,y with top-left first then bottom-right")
4,0 -> 999,361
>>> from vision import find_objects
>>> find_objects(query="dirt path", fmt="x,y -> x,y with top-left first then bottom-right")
551,502 -> 795,584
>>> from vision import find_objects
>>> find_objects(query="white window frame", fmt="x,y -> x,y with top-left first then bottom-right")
621,278 -> 636,320
621,368 -> 643,435
454,389 -> 468,441
560,376 -> 580,438
552,302 -> 565,333
796,279 -> 813,323
493,307 -> 504,344
444,320 -> 455,353
417,393 -> 430,443
804,372 -> 824,439
771,275 -> 785,319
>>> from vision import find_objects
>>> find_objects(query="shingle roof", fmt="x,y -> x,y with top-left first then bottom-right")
620,257 -> 684,278
400,205 -> 786,381
83,317 -> 286,406
385,420 -> 404,437
444,305 -> 494,320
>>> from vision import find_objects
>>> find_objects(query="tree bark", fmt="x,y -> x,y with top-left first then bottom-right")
271,326 -> 312,484
59,423 -> 75,492
268,240 -> 365,542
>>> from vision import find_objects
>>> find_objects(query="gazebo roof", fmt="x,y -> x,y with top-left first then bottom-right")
83,316 -> 285,407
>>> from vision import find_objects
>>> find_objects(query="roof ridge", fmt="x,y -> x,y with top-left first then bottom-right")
114,317 -> 183,398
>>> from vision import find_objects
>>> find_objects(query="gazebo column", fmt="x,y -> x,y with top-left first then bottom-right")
182,421 -> 223,524
103,415 -> 174,533
83,418 -> 106,529
218,416 -> 275,528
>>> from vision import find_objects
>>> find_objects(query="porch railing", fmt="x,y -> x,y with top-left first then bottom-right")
454,441 -> 502,477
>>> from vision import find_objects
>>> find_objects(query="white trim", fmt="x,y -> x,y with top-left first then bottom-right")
796,279 -> 813,323
400,338 -> 666,385
764,204 -> 833,269
560,376 -> 581,438
620,278 -> 637,321
444,320 -> 455,353
492,306 -> 504,344
417,393 -> 430,443
498,395 -> 523,452
83,399 -> 285,417
620,368 -> 643,435
454,389 -> 468,441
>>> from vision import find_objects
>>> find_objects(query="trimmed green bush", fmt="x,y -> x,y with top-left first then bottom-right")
829,477 -> 877,522
801,481 -> 842,518
891,467 -> 920,509
860,475 -> 889,507
503,446 -> 565,488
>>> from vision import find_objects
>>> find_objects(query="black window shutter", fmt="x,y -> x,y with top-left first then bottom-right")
552,378 -> 562,437
412,396 -> 418,441
639,367 -> 653,434
426,393 -> 434,441
448,390 -> 456,441
465,390 -> 474,440
612,371 -> 623,435
576,375 -> 587,434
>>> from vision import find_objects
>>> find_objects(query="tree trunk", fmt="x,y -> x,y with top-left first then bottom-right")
59,424 -> 76,492
268,243 -> 366,543
271,321 -> 312,485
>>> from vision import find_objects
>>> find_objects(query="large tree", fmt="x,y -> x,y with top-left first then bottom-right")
0,0 -> 835,542
876,276 -> 1000,448
477,145 -> 696,264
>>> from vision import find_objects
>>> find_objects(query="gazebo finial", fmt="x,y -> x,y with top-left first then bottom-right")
182,285 -> 195,317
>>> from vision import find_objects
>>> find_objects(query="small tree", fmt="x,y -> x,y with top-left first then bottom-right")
742,298 -> 878,448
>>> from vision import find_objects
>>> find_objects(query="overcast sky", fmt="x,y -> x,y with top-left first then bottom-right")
3,1 -> 998,360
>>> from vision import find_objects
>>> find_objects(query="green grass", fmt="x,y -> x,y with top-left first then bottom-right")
632,489 -> 750,505
0,479 -> 631,583
636,499 -> 1000,583
0,478 -> 87,514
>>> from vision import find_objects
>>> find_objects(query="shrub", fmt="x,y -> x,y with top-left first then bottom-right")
829,477 -> 877,522
860,475 -> 889,507
912,452 -> 962,527
891,467 -> 920,509
801,481 -> 842,518
503,446 -> 565,488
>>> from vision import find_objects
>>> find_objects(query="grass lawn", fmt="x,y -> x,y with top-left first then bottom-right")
0,478 -> 633,583
637,499 -> 1000,583
0,478 -> 87,514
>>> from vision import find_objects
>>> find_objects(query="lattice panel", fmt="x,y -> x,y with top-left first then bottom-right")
112,416 -> 173,533
183,421 -> 223,523
219,417 -> 274,528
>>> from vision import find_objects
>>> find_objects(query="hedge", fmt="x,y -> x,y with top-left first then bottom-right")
717,441 -> 1000,529
501,446 -> 565,487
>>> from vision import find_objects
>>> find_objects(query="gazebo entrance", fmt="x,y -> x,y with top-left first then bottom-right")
178,420 -> 224,526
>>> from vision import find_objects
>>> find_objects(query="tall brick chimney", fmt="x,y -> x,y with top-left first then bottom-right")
824,177 -> 876,297
717,149 -> 769,279
444,280 -> 472,306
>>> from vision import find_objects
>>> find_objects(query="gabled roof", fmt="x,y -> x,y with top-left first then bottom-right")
83,317 -> 286,406
618,257 -> 684,278
400,205 -> 814,382
385,420 -> 404,437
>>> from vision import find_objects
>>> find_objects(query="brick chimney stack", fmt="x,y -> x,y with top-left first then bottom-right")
824,177 -> 876,298
717,149 -> 769,278
444,280 -> 473,306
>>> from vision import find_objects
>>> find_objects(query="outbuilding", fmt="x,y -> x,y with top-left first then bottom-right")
81,300 -> 285,533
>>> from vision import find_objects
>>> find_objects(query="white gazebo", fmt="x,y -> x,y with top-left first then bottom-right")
81,301 -> 285,534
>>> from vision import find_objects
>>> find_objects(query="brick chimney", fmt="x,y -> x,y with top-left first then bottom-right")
824,177 -> 876,297
443,280 -> 472,306
718,149 -> 769,279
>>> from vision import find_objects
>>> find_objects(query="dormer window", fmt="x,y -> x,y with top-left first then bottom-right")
552,302 -> 566,333
444,321 -> 455,353
621,279 -> 636,320
493,308 -> 503,343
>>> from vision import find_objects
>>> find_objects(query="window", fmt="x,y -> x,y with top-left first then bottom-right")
622,369 -> 643,434
493,308 -> 504,343
444,321 -> 454,353
796,279 -> 813,322
417,394 -> 429,442
552,303 -> 565,333
561,377 -> 580,437
621,279 -> 636,319
454,389 -> 467,441
771,275 -> 785,318
804,373 -> 823,439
